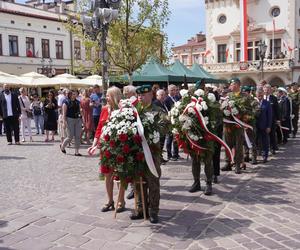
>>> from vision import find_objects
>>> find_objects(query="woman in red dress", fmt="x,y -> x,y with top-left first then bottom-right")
88,86 -> 126,213
80,89 -> 93,144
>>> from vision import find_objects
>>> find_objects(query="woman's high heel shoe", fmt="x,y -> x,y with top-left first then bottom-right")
116,202 -> 126,213
101,201 -> 114,212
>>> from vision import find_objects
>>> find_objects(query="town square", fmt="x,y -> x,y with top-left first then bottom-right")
1,0 -> 300,249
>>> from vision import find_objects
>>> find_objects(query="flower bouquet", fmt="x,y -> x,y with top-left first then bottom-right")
171,89 -> 231,161
100,99 -> 146,186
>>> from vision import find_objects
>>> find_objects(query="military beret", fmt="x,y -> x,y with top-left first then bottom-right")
291,82 -> 298,87
229,77 -> 241,84
242,86 -> 251,92
136,85 -> 152,94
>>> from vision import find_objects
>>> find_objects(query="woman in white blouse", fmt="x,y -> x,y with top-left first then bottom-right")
19,88 -> 33,142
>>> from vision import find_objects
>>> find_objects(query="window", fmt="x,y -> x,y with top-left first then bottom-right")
56,40 -> 63,59
26,37 -> 35,57
42,39 -> 50,58
9,35 -> 18,56
247,41 -> 260,61
270,38 -> 282,58
11,20 -> 15,24
57,27 -> 61,31
74,40 -> 81,60
218,15 -> 227,24
0,34 -> 2,56
235,42 -> 241,62
217,44 -> 227,63
43,25 -> 47,29
181,55 -> 188,65
193,54 -> 199,64
27,23 -> 31,26
271,7 -> 280,17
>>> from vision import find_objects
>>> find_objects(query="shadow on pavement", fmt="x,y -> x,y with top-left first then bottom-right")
0,156 -> 26,160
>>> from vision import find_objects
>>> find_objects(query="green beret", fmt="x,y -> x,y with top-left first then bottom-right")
229,78 -> 241,84
136,85 -> 152,94
242,86 -> 251,92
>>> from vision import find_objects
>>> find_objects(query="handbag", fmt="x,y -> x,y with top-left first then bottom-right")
20,96 -> 33,119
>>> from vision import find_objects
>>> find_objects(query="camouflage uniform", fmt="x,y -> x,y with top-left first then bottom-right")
191,153 -> 213,190
223,92 -> 254,172
135,102 -> 169,217
289,90 -> 300,136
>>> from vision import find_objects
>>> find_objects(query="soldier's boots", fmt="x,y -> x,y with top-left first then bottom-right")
149,213 -> 159,224
221,162 -> 232,171
204,182 -> 212,196
213,176 -> 218,184
235,164 -> 242,174
189,180 -> 201,193
244,154 -> 251,162
129,210 -> 149,220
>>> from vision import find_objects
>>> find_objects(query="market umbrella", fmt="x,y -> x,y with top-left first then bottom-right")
190,64 -> 227,84
0,71 -> 24,86
52,73 -> 83,87
81,75 -> 102,86
169,60 -> 200,83
18,72 -> 49,87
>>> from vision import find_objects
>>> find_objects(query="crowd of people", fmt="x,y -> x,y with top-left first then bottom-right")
0,79 -> 299,224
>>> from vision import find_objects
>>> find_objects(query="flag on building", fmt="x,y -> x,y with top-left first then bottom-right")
240,0 -> 248,62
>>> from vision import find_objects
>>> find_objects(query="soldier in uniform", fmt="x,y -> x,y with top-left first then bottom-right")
221,78 -> 254,174
130,85 -> 168,224
289,83 -> 300,138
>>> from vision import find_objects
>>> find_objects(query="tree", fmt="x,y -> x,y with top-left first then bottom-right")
108,0 -> 170,84
66,0 -> 170,84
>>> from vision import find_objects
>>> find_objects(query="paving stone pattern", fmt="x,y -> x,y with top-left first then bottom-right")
0,132 -> 300,250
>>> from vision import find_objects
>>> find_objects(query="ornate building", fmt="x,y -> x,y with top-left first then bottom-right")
203,0 -> 300,86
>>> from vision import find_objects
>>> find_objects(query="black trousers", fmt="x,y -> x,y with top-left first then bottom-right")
292,108 -> 299,136
270,122 -> 278,150
166,133 -> 179,158
3,116 -> 20,143
0,120 -> 3,134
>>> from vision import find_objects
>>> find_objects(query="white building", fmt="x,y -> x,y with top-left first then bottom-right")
0,0 -> 93,76
203,0 -> 300,86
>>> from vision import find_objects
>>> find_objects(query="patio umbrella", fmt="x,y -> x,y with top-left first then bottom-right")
52,73 -> 83,87
81,75 -> 102,86
0,71 -> 24,86
18,72 -> 49,87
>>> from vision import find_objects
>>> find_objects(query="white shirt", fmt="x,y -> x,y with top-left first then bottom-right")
4,92 -> 13,117
19,95 -> 31,119
57,94 -> 66,107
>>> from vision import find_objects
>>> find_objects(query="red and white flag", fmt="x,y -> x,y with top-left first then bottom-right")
204,50 -> 211,57
240,0 -> 248,62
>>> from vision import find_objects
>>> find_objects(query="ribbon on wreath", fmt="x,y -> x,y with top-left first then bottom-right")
130,96 -> 159,178
182,97 -> 234,163
223,113 -> 254,149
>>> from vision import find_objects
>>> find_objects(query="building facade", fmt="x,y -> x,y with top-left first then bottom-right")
171,32 -> 206,67
203,0 -> 300,86
0,0 -> 94,76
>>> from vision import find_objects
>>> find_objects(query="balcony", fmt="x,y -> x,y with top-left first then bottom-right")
203,59 -> 292,74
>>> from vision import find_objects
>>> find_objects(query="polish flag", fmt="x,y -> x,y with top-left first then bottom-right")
283,40 -> 294,52
204,50 -> 211,57
240,0 -> 248,62
225,48 -> 230,60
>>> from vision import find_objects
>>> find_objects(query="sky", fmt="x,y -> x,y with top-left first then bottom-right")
15,0 -> 206,47
165,0 -> 206,47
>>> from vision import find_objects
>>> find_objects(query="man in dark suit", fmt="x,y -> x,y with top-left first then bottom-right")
256,87 -> 272,163
153,89 -> 169,164
277,87 -> 291,144
263,84 -> 280,154
0,84 -> 21,144
164,84 -> 179,160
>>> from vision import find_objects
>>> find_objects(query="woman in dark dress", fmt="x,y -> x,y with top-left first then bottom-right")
44,90 -> 58,142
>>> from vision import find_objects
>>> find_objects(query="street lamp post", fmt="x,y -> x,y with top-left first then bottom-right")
258,40 -> 267,80
80,0 -> 120,94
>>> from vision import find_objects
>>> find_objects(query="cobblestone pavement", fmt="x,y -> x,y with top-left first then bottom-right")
0,131 -> 300,250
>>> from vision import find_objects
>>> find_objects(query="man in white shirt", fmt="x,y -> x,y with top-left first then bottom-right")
0,84 -> 21,144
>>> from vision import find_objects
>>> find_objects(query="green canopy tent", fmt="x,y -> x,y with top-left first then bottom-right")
169,60 -> 200,83
190,63 -> 227,84
109,58 -> 185,85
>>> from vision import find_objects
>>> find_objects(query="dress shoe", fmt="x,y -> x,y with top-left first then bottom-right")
262,157 -> 268,163
169,157 -> 178,161
271,149 -> 276,155
221,162 -> 232,171
161,158 -> 168,163
126,189 -> 134,200
213,176 -> 218,184
149,213 -> 159,224
235,164 -> 241,174
204,183 -> 212,196
129,211 -> 144,220
189,180 -> 201,193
